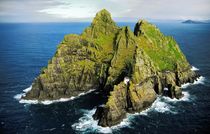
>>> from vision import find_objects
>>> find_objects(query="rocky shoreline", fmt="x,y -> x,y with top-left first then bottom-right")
22,9 -> 199,127
93,67 -> 199,127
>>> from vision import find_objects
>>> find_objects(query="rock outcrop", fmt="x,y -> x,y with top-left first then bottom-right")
23,9 -> 120,100
92,17 -> 199,127
22,9 -> 199,127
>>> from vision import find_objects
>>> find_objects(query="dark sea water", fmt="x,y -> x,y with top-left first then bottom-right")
0,22 -> 210,134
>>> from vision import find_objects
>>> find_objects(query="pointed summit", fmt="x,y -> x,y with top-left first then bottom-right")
92,9 -> 113,25
83,9 -> 119,38
134,19 -> 162,38
134,19 -> 152,36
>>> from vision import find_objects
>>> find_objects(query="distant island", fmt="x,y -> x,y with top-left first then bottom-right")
182,19 -> 209,24
20,9 -> 200,127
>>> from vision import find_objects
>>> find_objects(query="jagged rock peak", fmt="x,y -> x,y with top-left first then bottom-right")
22,9 -> 200,127
92,9 -> 114,24
134,19 -> 146,36
83,9 -> 119,38
134,19 -> 158,36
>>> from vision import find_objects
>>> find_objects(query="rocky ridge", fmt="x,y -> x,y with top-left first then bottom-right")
22,9 -> 199,127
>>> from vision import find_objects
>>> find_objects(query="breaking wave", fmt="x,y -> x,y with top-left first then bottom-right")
141,97 -> 177,115
72,75 -> 206,133
181,76 -> 205,89
14,67 -> 206,132
72,108 -> 133,134
72,90 -> 195,133
162,91 -> 191,102
72,90 -> 194,133
191,66 -> 199,71
14,86 -> 95,105
14,86 -> 32,100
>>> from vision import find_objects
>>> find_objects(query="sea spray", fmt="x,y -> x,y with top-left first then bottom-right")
14,86 -> 96,105
162,91 -> 191,102
181,76 -> 205,89
191,66 -> 199,71
72,108 -> 132,133
72,94 -> 181,134
72,76 -> 206,133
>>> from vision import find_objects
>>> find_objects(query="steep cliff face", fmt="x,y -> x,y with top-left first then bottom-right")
23,9 -> 199,127
24,35 -> 101,100
93,82 -> 129,126
105,26 -> 136,89
23,9 -> 120,100
134,20 -> 189,71
93,20 -> 199,127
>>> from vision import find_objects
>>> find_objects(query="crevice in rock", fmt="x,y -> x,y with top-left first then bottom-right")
153,76 -> 160,94
126,83 -> 133,112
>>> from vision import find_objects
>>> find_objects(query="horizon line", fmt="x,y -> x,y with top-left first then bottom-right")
1,18 -> 208,23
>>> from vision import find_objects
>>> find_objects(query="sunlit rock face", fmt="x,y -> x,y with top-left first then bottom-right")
22,9 -> 199,127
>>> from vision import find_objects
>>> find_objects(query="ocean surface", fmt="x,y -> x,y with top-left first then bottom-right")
0,22 -> 210,134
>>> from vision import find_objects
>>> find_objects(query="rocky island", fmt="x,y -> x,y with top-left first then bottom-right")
182,19 -> 207,24
22,9 -> 199,127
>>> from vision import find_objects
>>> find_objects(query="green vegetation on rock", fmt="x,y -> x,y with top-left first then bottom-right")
106,26 -> 136,87
134,20 -> 189,71
23,9 -> 199,127
82,9 -> 119,38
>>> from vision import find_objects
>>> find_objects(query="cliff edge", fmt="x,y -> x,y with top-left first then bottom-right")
22,9 -> 199,127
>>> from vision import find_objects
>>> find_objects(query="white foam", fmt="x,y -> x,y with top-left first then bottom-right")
72,96 -> 179,133
162,91 -> 190,102
72,89 -> 194,133
181,83 -> 191,88
14,86 -> 95,105
193,76 -> 205,85
191,66 -> 199,71
140,97 -> 177,115
181,76 -> 205,89
14,86 -> 32,100
72,109 -> 111,133
19,99 -> 39,104
23,86 -> 32,92
72,76 -> 205,132
131,91 -> 191,115
180,91 -> 191,101
152,98 -> 173,113
140,76 -> 205,115
14,93 -> 25,100
72,108 -> 131,134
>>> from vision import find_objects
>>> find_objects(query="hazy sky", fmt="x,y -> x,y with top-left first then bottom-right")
0,0 -> 210,22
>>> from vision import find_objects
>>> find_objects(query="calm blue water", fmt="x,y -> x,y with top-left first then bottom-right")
0,22 -> 210,134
